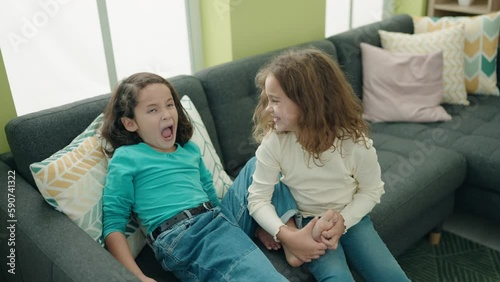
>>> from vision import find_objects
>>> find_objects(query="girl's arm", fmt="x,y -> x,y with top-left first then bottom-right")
251,201 -> 328,262
247,144 -> 288,239
103,149 -> 154,281
248,134 -> 328,260
248,132 -> 293,238
199,158 -> 220,206
105,232 -> 155,282
340,138 -> 385,230
193,142 -> 220,206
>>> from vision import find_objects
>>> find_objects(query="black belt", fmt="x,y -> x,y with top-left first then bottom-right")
148,201 -> 214,242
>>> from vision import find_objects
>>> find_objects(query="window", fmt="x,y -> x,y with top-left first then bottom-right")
325,0 -> 387,37
0,0 -> 195,116
106,0 -> 191,80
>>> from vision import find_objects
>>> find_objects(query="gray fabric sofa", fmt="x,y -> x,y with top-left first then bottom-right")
1,14 -> 498,282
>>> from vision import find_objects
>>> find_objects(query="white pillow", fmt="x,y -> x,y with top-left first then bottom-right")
180,95 -> 233,199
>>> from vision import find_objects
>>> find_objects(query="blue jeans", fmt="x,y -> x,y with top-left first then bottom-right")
298,216 -> 410,282
152,157 -> 296,281
220,157 -> 298,236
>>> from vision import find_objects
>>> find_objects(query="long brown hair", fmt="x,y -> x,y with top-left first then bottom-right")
101,72 -> 193,156
253,47 -> 368,160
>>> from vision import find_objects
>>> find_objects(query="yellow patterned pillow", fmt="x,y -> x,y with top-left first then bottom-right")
413,12 -> 500,96
30,114 -> 146,258
379,24 -> 469,105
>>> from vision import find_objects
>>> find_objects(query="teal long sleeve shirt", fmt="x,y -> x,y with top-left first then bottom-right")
102,141 -> 220,238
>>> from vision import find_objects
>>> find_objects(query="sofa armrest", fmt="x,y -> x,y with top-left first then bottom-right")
0,152 -> 16,171
0,161 -> 139,282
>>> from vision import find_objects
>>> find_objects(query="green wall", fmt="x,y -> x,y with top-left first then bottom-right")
0,49 -> 16,154
200,0 -> 234,67
395,0 -> 427,16
201,0 -> 326,67
231,0 -> 325,60
201,0 -> 427,66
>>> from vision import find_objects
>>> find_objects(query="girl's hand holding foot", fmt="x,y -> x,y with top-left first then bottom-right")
320,212 -> 345,250
279,217 -> 327,266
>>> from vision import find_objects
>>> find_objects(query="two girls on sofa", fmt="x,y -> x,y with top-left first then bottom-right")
101,47 -> 409,281
101,72 -> 325,281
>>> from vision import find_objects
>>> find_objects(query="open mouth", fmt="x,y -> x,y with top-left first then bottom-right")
161,126 -> 174,140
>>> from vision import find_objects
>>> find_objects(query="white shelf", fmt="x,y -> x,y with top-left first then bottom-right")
434,3 -> 490,14
428,0 -> 499,16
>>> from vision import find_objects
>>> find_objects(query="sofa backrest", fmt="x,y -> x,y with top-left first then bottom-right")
498,46 -> 500,90
5,75 -> 218,187
171,75 -> 223,157
6,94 -> 109,186
326,14 -> 414,99
196,40 -> 337,177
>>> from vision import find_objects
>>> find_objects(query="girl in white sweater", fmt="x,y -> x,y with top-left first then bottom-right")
248,47 -> 410,281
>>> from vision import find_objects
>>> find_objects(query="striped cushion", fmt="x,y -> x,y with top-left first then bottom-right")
379,24 -> 468,105
413,12 -> 500,96
30,114 -> 146,257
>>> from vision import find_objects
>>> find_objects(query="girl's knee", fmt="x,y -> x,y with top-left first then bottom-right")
230,158 -> 257,190
307,253 -> 354,282
241,157 -> 257,174
311,269 -> 354,282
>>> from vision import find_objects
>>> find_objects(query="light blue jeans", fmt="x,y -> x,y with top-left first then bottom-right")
298,215 -> 411,282
152,157 -> 296,281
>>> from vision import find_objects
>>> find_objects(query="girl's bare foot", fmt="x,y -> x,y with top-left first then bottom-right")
256,226 -> 303,266
255,226 -> 281,250
282,244 -> 304,267
311,210 -> 336,242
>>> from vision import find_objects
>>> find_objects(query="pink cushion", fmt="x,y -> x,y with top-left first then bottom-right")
361,43 -> 452,123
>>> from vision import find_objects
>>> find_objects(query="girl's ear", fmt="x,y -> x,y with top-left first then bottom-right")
121,117 -> 138,132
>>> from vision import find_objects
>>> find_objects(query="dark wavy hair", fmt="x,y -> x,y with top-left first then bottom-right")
101,72 -> 193,156
253,47 -> 368,161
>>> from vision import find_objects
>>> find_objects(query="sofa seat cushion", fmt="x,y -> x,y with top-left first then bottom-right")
368,133 -> 466,238
136,246 -> 178,281
370,95 -> 500,193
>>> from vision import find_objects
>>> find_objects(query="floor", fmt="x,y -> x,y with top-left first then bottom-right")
443,208 -> 500,252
